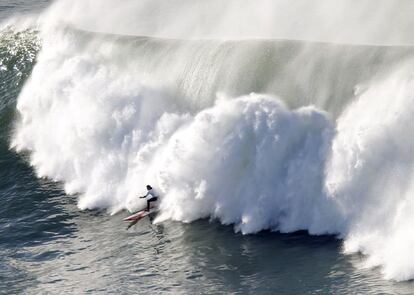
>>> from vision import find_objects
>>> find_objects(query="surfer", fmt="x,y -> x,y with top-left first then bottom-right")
140,185 -> 158,211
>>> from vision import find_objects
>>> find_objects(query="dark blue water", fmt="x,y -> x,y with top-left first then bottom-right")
2,2 -> 414,294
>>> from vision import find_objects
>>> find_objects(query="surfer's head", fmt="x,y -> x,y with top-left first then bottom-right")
146,185 -> 152,190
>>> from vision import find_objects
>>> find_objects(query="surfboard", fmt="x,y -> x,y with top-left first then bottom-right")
124,208 -> 157,230
124,209 -> 154,222
124,203 -> 158,222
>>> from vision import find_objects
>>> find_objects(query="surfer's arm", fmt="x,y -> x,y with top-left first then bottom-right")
139,191 -> 150,198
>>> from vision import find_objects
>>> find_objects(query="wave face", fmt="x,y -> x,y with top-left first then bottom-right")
8,0 -> 414,281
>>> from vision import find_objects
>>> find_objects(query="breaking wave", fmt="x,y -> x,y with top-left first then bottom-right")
6,0 -> 414,281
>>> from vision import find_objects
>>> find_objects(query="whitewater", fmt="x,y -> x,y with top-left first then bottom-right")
5,0 -> 414,285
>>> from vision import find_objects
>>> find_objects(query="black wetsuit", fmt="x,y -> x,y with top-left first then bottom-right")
147,196 -> 158,211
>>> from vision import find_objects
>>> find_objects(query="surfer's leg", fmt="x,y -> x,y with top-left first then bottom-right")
147,197 -> 158,211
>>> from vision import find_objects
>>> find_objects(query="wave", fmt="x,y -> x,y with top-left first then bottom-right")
0,29 -> 40,110
6,0 -> 414,282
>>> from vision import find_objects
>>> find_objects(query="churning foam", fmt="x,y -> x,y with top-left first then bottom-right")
9,0 -> 414,282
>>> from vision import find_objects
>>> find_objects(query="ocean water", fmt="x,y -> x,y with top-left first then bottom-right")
3,1 -> 414,294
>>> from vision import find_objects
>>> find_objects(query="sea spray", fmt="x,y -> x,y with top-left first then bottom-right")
42,0 -> 414,45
